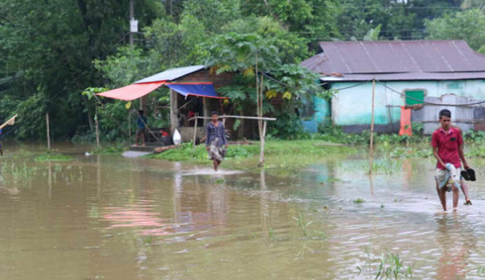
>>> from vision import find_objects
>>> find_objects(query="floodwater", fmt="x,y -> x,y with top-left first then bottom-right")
1,143 -> 485,279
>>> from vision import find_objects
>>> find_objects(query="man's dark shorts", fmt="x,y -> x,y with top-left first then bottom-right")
136,128 -> 146,137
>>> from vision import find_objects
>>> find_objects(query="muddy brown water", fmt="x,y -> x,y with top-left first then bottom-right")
1,143 -> 485,279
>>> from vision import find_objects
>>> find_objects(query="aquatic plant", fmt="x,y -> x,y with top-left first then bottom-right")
478,266 -> 485,277
268,228 -> 274,240
357,250 -> 413,280
0,161 -> 38,185
141,236 -> 153,245
92,145 -> 127,154
35,154 -> 72,162
293,212 -> 312,237
215,178 -> 225,184
340,158 -> 403,175
353,198 -> 365,204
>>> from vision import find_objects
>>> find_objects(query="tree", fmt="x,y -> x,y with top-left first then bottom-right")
0,0 -> 161,139
204,32 -> 320,139
426,8 -> 485,52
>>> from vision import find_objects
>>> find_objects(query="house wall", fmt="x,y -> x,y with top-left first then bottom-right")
327,79 -> 485,133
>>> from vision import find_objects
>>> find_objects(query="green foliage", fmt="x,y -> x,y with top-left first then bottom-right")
426,8 -> 485,51
268,111 -> 309,140
0,0 -> 161,140
35,154 -> 72,162
411,122 -> 424,136
464,129 -> 485,142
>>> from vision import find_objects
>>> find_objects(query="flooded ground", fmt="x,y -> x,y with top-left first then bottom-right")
1,143 -> 485,279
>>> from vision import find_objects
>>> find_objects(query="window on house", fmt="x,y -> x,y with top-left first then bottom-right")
405,89 -> 425,105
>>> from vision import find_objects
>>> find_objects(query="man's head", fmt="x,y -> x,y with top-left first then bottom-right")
211,111 -> 219,122
439,109 -> 451,130
139,110 -> 144,116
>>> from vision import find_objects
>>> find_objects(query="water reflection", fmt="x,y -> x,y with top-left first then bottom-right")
435,213 -> 475,279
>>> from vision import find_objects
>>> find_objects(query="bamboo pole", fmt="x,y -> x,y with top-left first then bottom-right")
128,110 -> 132,144
46,112 -> 51,151
258,120 -> 267,166
192,113 -> 198,151
95,106 -> 100,150
369,79 -> 376,174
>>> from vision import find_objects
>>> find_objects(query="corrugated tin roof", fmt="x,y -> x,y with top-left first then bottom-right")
302,40 -> 485,81
135,65 -> 205,84
321,72 -> 485,82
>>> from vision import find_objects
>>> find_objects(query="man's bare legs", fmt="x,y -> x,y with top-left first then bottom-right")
452,185 -> 459,210
436,181 -> 447,211
134,134 -> 140,146
460,179 -> 472,205
212,159 -> 221,171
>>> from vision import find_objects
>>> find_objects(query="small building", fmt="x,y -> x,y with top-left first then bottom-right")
302,40 -> 485,134
99,65 -> 236,143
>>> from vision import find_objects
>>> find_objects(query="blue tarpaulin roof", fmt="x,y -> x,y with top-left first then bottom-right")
166,83 -> 227,99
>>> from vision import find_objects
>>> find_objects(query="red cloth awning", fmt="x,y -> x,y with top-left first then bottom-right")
97,81 -> 166,101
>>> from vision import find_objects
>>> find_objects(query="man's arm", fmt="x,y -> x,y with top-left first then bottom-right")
459,145 -> 469,170
457,129 -> 469,169
205,125 -> 210,150
221,124 -> 228,147
433,146 -> 446,168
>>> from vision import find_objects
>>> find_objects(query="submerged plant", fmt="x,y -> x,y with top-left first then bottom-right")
478,266 -> 485,277
268,228 -> 274,240
357,250 -> 413,280
141,236 -> 153,245
293,212 -> 312,237
353,198 -> 365,204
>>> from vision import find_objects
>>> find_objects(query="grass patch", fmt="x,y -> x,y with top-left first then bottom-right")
35,154 -> 72,162
340,158 -> 402,174
148,140 -> 357,171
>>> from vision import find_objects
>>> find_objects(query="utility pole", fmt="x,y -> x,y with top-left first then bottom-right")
129,0 -> 135,47
129,0 -> 143,110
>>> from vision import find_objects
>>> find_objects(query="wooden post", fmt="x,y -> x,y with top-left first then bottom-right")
46,112 -> 51,151
203,97 -> 209,126
95,106 -> 100,150
170,89 -> 178,132
369,79 -> 376,174
192,113 -> 198,151
258,120 -> 267,166
128,110 -> 132,144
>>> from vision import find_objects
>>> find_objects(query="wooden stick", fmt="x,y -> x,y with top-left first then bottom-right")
128,110 -> 132,144
46,112 -> 51,151
188,115 -> 276,121
95,106 -> 100,150
192,113 -> 198,151
0,114 -> 17,130
369,79 -> 376,174
259,120 -> 267,166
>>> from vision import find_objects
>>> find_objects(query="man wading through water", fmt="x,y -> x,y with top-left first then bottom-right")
206,111 -> 228,171
432,109 -> 472,211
